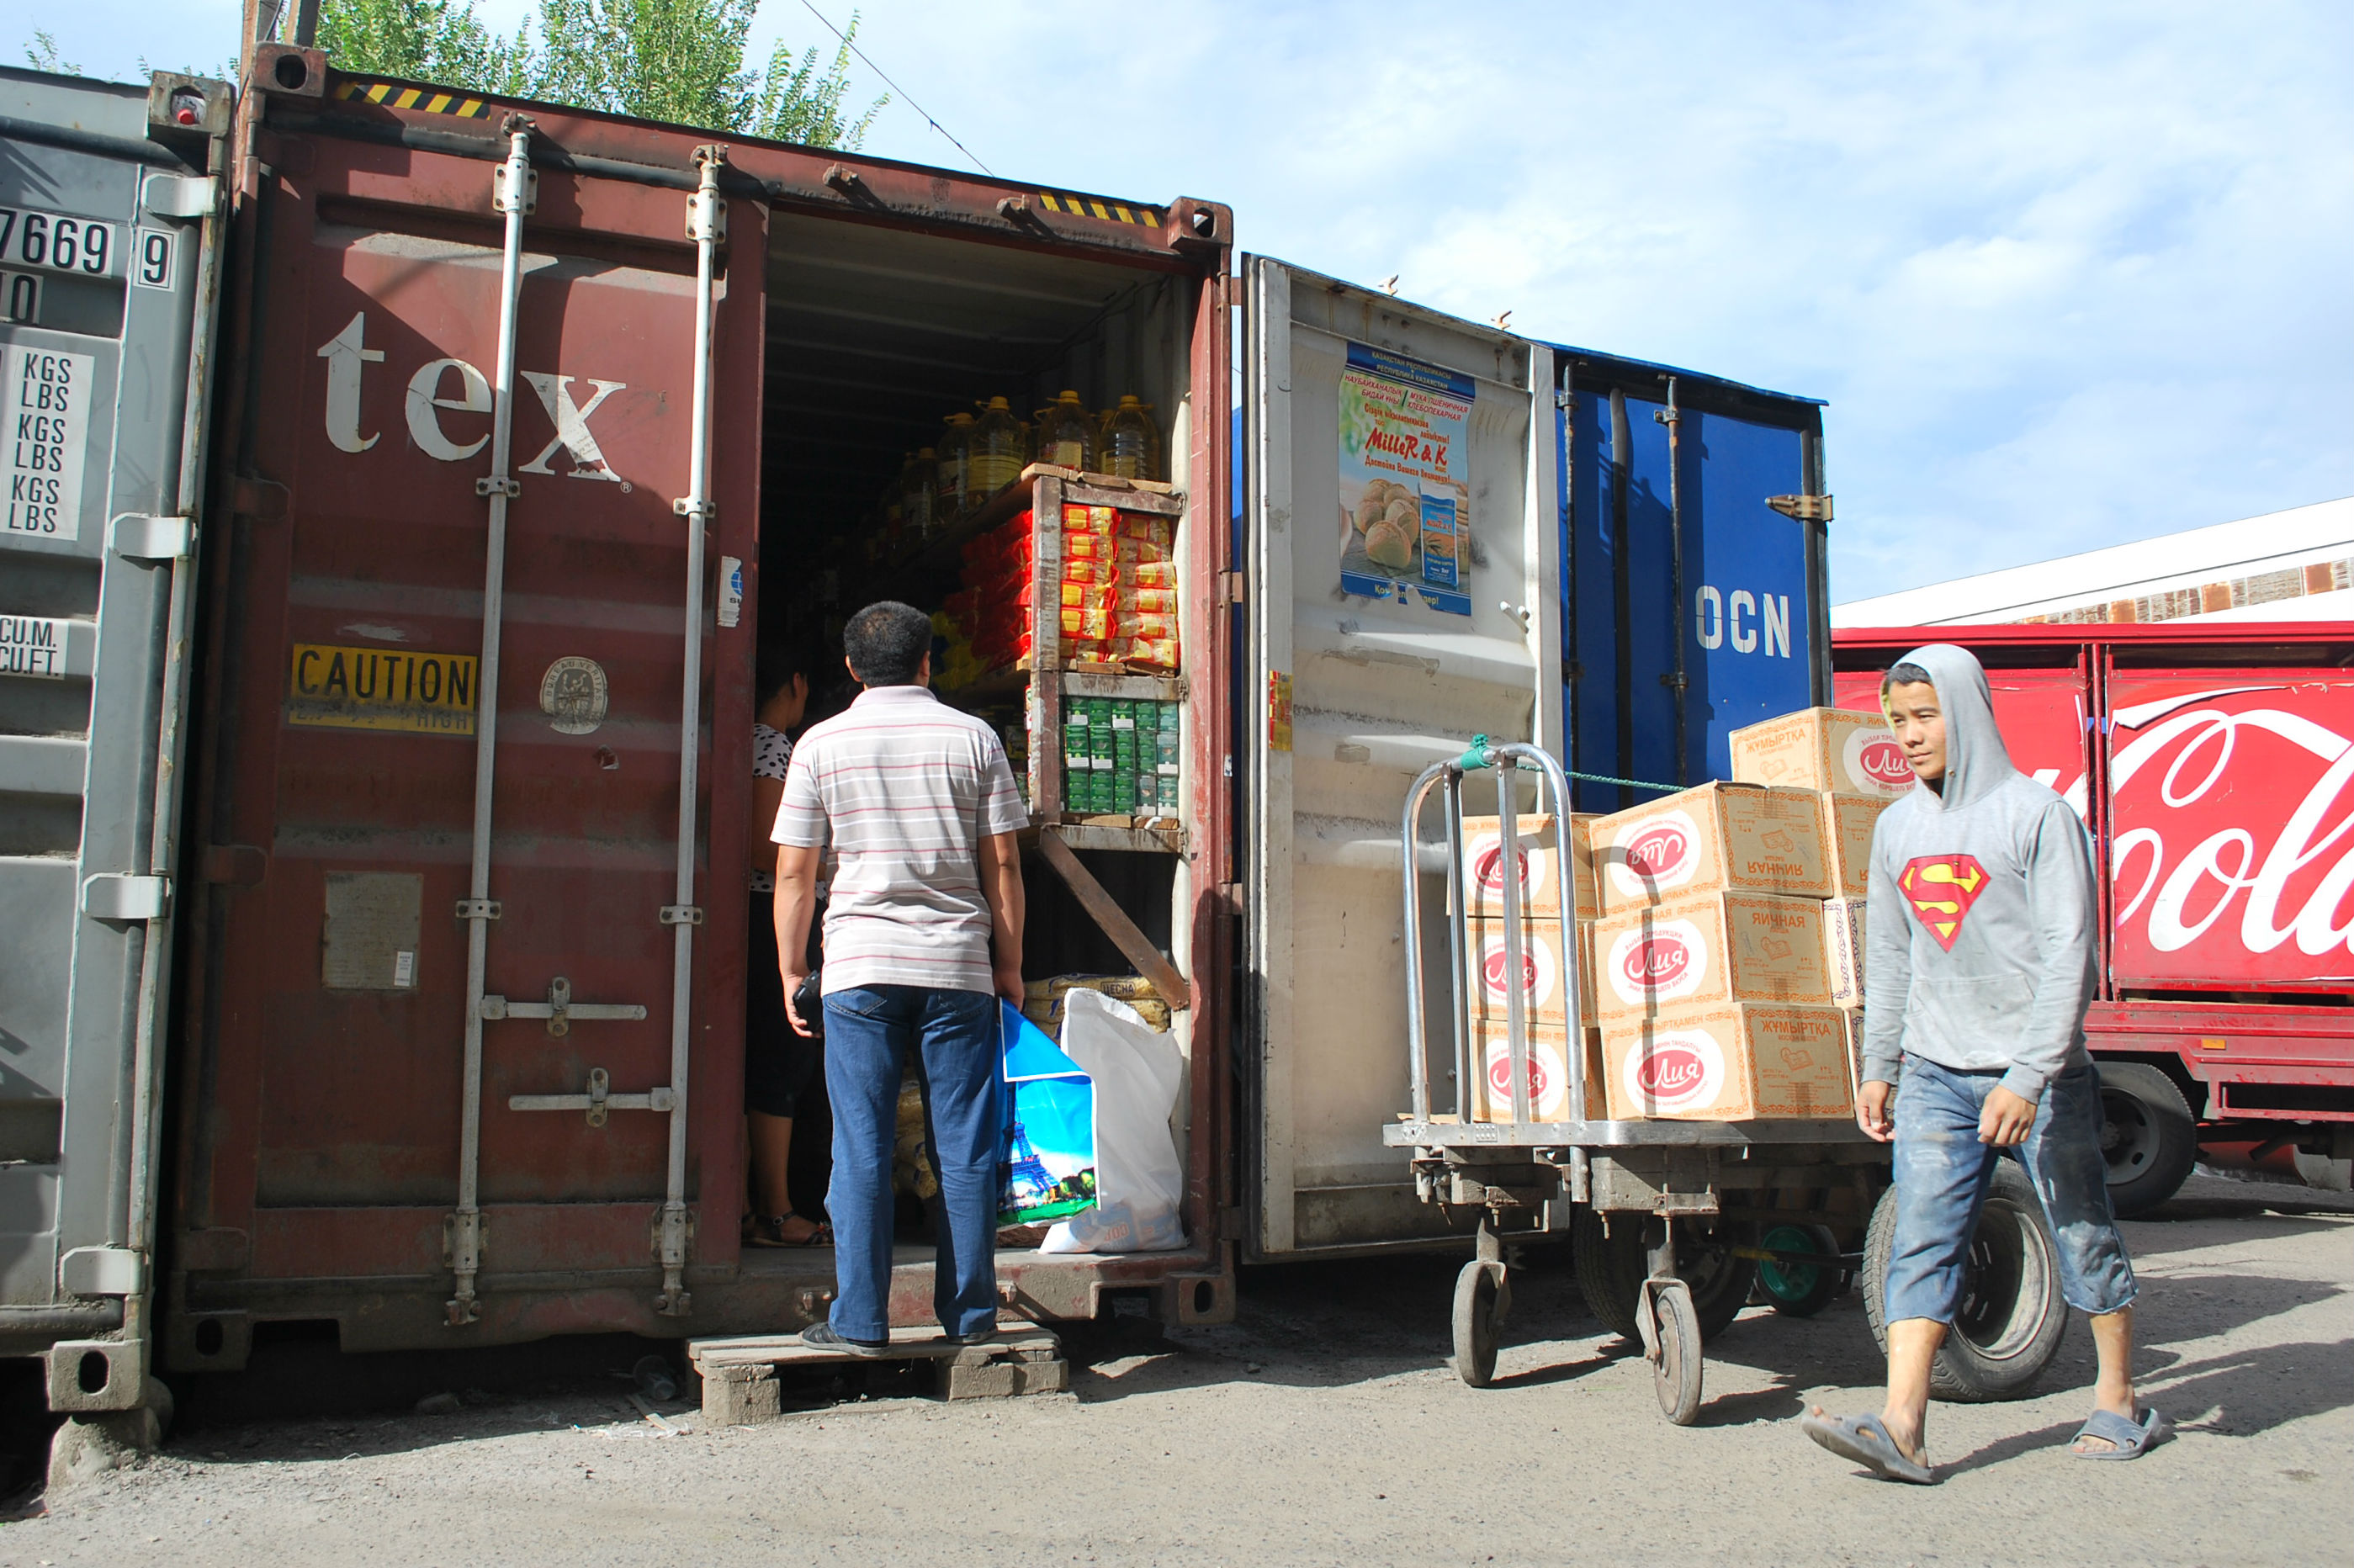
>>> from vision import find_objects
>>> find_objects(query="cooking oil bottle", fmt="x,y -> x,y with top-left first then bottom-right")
1102,395 -> 1162,482
938,412 -> 973,517
1037,389 -> 1095,473
968,396 -> 1028,499
904,448 -> 939,538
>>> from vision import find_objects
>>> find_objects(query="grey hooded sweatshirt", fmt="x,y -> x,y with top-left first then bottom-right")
1861,643 -> 2099,1102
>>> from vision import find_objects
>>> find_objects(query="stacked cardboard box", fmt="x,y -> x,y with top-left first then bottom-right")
1455,813 -> 1598,1122
1728,707 -> 1919,1095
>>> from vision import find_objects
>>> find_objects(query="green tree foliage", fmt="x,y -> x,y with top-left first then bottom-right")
24,29 -> 82,75
312,0 -> 883,148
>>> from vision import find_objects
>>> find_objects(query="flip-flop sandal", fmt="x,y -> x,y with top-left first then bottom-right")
2071,1406 -> 2171,1459
1800,1409 -> 1937,1485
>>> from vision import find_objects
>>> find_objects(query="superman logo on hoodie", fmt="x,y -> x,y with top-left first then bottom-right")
1900,854 -> 1990,951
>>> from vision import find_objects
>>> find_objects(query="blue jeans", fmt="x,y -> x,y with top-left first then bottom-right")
1883,1056 -> 2138,1325
821,985 -> 1001,1341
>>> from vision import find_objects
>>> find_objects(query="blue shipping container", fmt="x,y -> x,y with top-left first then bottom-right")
1553,347 -> 1827,812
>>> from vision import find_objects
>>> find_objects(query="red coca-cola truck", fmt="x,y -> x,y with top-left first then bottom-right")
1833,621 -> 2354,1215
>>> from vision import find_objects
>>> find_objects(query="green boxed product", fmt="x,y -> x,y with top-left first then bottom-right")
1085,702 -> 1115,766
1157,773 -> 1180,813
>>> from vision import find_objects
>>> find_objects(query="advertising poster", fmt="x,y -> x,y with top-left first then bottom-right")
1337,342 -> 1473,617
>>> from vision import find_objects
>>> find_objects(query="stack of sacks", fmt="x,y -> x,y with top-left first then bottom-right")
1585,781 -> 1852,1120
1023,974 -> 1172,1034
1728,707 -> 1917,1093
1452,812 -> 1600,1123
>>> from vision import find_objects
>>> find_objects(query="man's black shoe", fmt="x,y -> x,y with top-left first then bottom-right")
800,1321 -> 890,1357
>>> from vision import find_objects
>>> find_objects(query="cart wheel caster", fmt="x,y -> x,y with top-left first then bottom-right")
1647,1283 -> 1704,1424
1453,1259 -> 1510,1388
1758,1223 -> 1843,1318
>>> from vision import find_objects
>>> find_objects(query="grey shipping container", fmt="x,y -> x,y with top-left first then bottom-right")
0,66 -> 232,1413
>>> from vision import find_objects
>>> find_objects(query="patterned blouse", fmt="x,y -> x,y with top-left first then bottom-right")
750,723 -> 793,893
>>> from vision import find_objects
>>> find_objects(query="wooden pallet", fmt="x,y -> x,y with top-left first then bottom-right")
688,1319 -> 1067,1419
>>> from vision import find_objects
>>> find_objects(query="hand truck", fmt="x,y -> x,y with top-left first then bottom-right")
1386,737 -> 1885,1423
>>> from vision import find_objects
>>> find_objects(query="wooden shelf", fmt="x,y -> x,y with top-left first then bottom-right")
1061,668 -> 1185,702
882,465 -> 1187,581
1036,818 -> 1187,857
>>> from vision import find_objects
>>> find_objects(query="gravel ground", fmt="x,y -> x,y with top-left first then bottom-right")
4,1175 -> 2347,1567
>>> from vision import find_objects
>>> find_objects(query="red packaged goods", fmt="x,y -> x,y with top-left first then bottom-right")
1116,536 -> 1171,564
1114,612 -> 1179,642
1062,558 -> 1116,586
1065,532 -> 1115,562
1060,607 -> 1113,640
1116,515 -> 1174,548
1063,501 -> 1117,533
1116,637 -> 1181,670
1122,586 -> 1180,616
1125,559 -> 1176,589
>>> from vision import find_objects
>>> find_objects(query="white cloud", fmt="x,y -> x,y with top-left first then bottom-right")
34,0 -> 2353,601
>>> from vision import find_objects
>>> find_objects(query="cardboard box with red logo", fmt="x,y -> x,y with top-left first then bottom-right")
1469,1023 -> 1607,1123
1588,890 -> 1832,1025
1840,1008 -> 1867,1098
1822,896 -> 1865,1009
1593,781 -> 1832,913
1465,908 -> 1595,1027
1598,1002 -> 1853,1120
1729,707 -> 1917,801
1458,813 -> 1598,921
1820,793 -> 1895,901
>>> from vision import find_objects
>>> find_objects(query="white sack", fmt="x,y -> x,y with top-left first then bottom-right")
1040,988 -> 1186,1253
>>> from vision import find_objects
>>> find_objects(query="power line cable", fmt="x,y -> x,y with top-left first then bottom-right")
797,1 -> 994,177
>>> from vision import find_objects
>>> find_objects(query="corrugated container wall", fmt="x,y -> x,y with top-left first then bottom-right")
0,66 -> 231,1411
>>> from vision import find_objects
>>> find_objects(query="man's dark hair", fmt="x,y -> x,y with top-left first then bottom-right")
1880,660 -> 1935,693
755,640 -> 809,707
844,601 -> 933,687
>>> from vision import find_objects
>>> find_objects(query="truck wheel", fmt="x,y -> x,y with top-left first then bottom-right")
1573,1209 -> 1758,1343
1863,1161 -> 2069,1402
2097,1063 -> 2197,1218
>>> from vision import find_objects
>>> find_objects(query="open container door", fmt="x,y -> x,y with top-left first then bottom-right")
1241,257 -> 1560,1256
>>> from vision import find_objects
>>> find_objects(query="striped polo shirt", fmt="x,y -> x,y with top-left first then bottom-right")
774,685 -> 1030,995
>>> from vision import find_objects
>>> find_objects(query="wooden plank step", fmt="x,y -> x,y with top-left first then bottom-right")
687,1319 -> 1055,1370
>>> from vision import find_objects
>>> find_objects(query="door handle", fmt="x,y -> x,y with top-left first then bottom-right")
479,975 -> 648,1036
508,1066 -> 678,1129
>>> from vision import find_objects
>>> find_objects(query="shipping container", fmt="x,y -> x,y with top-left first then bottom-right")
0,65 -> 231,1411
1557,350 -> 1829,812
1834,621 -> 2354,1211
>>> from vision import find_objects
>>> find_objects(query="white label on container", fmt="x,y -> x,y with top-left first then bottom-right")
4,346 -> 93,540
716,555 -> 743,628
0,207 -> 120,278
393,950 -> 416,988
131,227 -> 177,291
1,612 -> 68,677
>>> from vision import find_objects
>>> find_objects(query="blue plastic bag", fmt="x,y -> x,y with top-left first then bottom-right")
998,1001 -> 1098,1226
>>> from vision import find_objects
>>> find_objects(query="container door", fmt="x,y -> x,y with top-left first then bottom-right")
1562,379 -> 1822,810
0,66 -> 227,1409
175,78 -> 762,1354
2103,666 -> 2354,995
1241,257 -> 1560,1256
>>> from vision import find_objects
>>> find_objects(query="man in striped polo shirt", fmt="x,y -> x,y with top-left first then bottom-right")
773,601 -> 1029,1352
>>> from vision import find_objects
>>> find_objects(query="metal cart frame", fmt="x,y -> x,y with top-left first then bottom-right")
1386,739 -> 1888,1422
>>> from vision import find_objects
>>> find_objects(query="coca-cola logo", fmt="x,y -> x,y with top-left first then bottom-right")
2104,681 -> 2354,983
1857,737 -> 1916,787
1620,1031 -> 1722,1114
1620,934 -> 1691,990
1605,919 -> 1706,1005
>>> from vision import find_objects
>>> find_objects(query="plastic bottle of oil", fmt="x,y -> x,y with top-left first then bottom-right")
1102,395 -> 1162,482
938,412 -> 973,517
904,448 -> 939,539
1037,389 -> 1095,473
968,396 -> 1028,500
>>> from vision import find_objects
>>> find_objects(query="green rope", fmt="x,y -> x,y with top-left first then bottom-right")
1458,734 -> 1682,796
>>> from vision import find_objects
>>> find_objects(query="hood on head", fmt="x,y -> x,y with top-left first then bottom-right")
1889,643 -> 2018,809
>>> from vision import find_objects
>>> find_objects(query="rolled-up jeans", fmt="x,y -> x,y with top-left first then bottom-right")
821,984 -> 1002,1342
1882,1055 -> 2138,1326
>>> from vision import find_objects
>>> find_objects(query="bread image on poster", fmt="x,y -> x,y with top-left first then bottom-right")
1336,341 -> 1474,617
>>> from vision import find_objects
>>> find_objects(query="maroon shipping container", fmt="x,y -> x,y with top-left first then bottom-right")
166,46 -> 1237,1366
1833,621 -> 2354,1211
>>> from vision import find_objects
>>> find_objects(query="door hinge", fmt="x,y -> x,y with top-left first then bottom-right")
1223,273 -> 1245,307
142,172 -> 218,220
82,873 -> 168,921
1766,493 -> 1832,523
110,512 -> 195,560
60,1246 -> 146,1297
1218,569 -> 1247,605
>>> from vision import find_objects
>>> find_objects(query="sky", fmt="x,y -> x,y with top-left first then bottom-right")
25,1 -> 2354,602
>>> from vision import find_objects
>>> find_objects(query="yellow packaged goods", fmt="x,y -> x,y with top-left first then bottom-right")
1593,781 -> 1832,911
1115,612 -> 1180,642
1116,637 -> 1181,670
1730,707 -> 1917,800
1459,813 -> 1598,921
1468,1023 -> 1604,1123
1822,897 -> 1865,1009
1464,908 -> 1593,1028
1125,559 -> 1177,590
1589,891 -> 1831,1025
1116,536 -> 1172,564
1122,586 -> 1180,616
1820,792 -> 1895,901
1599,1003 -> 1853,1120
1063,501 -> 1118,534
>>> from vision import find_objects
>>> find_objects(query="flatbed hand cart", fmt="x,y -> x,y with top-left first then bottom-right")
1386,739 -> 1890,1423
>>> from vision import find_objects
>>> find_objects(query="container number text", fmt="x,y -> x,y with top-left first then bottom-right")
0,207 -> 119,279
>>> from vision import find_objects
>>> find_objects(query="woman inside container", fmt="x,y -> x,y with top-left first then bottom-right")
746,643 -> 830,1246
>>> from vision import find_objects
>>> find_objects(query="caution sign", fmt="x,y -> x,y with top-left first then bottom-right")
288,643 -> 478,735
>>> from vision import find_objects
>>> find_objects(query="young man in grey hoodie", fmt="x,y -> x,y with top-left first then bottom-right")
1801,643 -> 2167,1483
